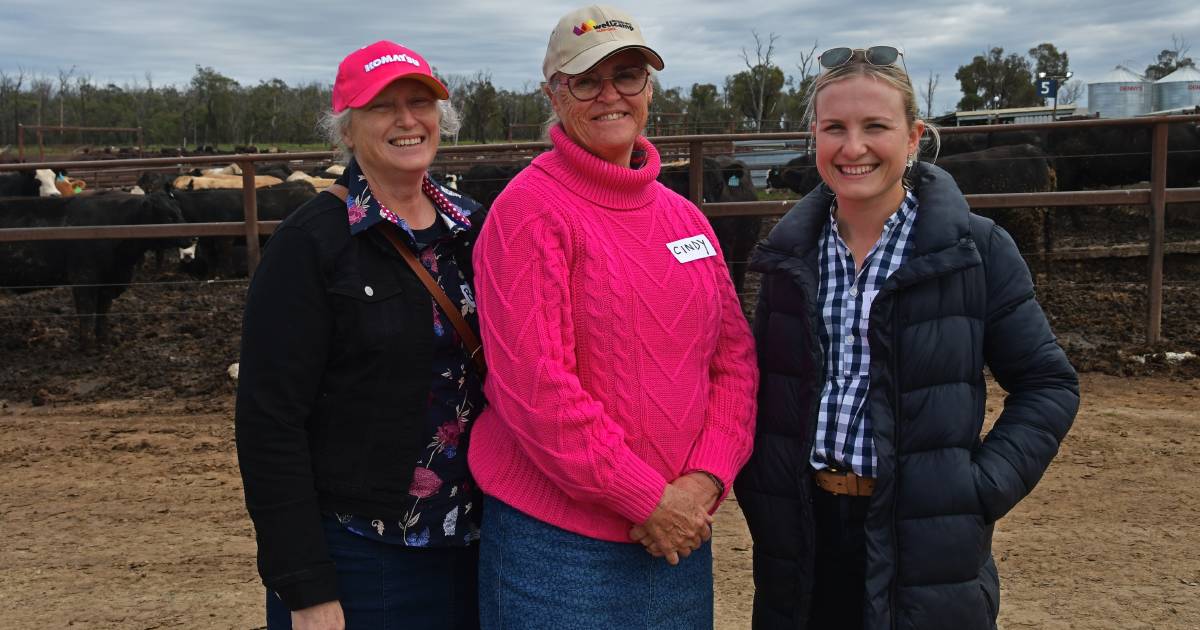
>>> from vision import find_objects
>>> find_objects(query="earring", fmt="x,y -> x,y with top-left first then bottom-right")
906,155 -> 915,168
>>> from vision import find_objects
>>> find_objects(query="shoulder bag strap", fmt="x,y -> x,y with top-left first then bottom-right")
373,223 -> 486,378
326,184 -> 486,377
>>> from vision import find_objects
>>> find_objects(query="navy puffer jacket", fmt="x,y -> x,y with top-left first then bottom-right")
734,162 -> 1078,629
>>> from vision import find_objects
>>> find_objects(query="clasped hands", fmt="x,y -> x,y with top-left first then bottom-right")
628,472 -> 720,565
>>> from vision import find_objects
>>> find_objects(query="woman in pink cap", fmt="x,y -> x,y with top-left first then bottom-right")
468,5 -> 757,628
237,41 -> 486,629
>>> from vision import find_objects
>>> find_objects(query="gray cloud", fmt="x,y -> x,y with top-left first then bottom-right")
2,0 -> 1194,115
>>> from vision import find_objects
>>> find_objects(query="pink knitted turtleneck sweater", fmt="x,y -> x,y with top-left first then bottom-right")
468,126 -> 757,542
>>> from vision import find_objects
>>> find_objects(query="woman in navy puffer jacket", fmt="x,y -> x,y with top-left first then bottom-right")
734,46 -> 1079,630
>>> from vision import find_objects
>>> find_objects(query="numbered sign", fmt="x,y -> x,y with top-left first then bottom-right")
1037,79 -> 1059,98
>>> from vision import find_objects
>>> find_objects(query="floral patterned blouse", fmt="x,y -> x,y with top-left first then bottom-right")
332,158 -> 485,547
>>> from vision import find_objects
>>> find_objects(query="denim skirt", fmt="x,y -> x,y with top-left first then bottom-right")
478,496 -> 713,630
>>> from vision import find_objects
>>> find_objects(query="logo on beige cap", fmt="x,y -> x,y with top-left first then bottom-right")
543,5 -> 663,80
573,18 -> 634,36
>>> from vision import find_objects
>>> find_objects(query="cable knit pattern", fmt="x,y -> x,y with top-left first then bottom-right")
469,126 -> 758,542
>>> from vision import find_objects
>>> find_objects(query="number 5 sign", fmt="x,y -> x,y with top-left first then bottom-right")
1037,79 -> 1059,98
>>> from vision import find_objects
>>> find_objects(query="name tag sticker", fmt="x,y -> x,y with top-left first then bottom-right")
667,235 -> 717,264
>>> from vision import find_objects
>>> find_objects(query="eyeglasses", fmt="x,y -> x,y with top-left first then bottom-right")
556,67 -> 649,101
818,46 -> 904,71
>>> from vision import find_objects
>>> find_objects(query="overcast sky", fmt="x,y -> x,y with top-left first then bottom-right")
2,0 -> 1195,115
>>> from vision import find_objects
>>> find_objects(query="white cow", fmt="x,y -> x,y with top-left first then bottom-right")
201,164 -> 242,177
34,169 -> 60,196
287,171 -> 336,191
173,174 -> 283,190
179,240 -> 198,262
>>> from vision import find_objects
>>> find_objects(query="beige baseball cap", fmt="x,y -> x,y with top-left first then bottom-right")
542,5 -> 665,81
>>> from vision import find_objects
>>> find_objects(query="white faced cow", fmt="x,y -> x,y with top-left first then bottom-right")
34,169 -> 60,196
0,169 -> 62,197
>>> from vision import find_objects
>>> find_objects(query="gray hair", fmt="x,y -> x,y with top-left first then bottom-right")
541,111 -> 560,142
318,100 -> 462,164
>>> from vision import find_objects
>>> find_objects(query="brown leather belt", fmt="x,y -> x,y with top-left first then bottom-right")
814,468 -> 876,497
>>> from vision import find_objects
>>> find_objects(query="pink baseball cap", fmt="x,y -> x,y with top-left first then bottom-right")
332,40 -> 450,112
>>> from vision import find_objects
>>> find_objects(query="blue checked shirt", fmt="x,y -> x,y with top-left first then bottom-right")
812,191 -> 918,477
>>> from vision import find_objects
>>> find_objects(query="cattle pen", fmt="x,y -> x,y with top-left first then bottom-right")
2,113 -> 1198,343
16,123 -> 145,162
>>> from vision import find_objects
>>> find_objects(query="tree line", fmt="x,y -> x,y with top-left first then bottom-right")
954,36 -> 1193,111
0,36 -> 1191,152
0,66 -> 333,151
0,35 -> 825,151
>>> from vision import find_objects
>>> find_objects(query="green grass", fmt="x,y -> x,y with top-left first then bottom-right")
757,189 -> 798,202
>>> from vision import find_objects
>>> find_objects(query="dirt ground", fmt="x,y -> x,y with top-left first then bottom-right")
0,375 -> 1197,629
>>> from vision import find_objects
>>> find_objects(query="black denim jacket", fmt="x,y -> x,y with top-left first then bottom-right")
235,190 -> 485,610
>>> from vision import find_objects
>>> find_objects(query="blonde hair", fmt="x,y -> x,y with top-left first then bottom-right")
804,59 -> 941,169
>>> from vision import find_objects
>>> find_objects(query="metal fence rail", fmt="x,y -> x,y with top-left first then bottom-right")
2,114 -> 1199,343
17,124 -> 145,162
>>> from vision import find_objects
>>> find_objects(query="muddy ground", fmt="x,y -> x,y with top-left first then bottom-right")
3,200 -> 1199,406
1,200 -> 1199,628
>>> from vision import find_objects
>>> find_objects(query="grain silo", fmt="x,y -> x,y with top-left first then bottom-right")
1088,66 -> 1151,117
1152,65 -> 1200,111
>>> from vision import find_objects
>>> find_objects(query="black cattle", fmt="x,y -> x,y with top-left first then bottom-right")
136,171 -> 174,194
255,161 -> 296,182
659,157 -> 725,203
1047,122 -> 1200,190
0,170 -> 40,196
765,167 -> 786,191
936,129 -> 1044,158
711,157 -> 762,296
657,157 -> 762,297
0,192 -> 187,350
934,144 -> 1056,192
931,123 -> 1200,190
769,153 -> 823,197
458,163 -> 528,209
173,180 -> 318,277
932,144 -> 1055,255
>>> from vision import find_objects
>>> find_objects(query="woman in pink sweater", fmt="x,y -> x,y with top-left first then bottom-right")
468,5 -> 757,629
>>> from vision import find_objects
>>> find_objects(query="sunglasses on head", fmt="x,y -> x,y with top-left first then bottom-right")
818,46 -> 903,70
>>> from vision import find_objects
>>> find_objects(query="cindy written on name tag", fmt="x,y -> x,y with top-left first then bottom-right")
666,234 -> 718,264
